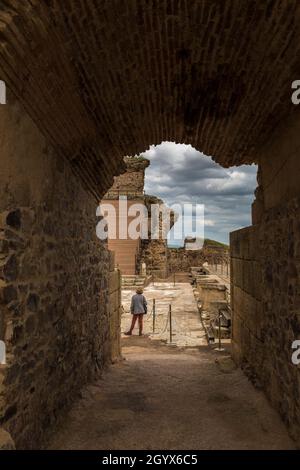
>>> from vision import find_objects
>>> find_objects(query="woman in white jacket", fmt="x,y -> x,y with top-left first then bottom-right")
125,288 -> 148,336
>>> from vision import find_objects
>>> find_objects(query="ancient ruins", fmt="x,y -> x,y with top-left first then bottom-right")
0,0 -> 300,451
103,156 -> 229,278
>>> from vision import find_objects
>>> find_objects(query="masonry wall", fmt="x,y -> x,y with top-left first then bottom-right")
108,264 -> 122,363
108,156 -> 149,194
0,98 -> 112,449
168,246 -> 228,273
231,111 -> 300,443
140,195 -> 173,279
141,239 -> 169,278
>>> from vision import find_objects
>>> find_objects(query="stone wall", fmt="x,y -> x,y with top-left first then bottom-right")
141,240 -> 169,278
231,226 -> 264,378
231,202 -> 300,442
231,112 -> 300,444
108,259 -> 122,363
107,156 -> 149,195
0,97 -> 113,449
140,195 -> 174,278
0,428 -> 15,450
1,1 -> 300,191
168,245 -> 229,273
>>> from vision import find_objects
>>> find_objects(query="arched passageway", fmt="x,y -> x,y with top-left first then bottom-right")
1,1 -> 300,448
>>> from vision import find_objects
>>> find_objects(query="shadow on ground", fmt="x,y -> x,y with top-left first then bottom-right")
48,337 -> 294,450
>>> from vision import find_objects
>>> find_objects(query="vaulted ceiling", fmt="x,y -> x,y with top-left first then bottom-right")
1,0 -> 300,198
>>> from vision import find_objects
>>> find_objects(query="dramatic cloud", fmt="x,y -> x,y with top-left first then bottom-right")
142,142 -> 257,245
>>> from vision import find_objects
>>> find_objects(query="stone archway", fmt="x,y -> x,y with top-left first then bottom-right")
1,1 -> 300,195
1,0 -> 300,447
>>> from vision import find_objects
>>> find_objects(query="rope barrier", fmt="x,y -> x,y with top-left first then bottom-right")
123,298 -> 206,342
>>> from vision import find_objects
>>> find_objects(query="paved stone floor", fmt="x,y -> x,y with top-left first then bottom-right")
47,282 -> 294,450
48,338 -> 294,450
121,282 -> 207,347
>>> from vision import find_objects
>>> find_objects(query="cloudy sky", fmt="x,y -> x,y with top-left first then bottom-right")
143,142 -> 257,246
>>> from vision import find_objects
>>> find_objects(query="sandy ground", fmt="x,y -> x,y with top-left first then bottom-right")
48,338 -> 294,450
48,283 -> 294,450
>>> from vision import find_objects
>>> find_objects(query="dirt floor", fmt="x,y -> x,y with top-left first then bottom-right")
48,336 -> 294,450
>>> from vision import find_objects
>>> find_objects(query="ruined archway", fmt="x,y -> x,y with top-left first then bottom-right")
1,0 -> 300,448
1,1 -> 300,197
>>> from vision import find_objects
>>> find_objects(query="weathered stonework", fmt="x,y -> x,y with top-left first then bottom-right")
103,157 -> 150,275
168,243 -> 229,273
104,158 -> 173,277
105,158 -> 228,279
107,156 -> 150,196
0,428 -> 15,450
1,0 -> 300,448
1,1 -> 300,198
0,98 -> 113,449
231,111 -> 300,445
199,284 -> 227,312
108,263 -> 122,363
140,195 -> 175,278
141,240 -> 169,279
232,200 -> 300,443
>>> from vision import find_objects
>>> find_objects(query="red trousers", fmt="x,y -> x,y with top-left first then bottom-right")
129,314 -> 144,334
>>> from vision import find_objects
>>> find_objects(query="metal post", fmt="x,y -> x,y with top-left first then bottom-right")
218,312 -> 221,349
169,304 -> 172,344
215,311 -> 225,352
173,272 -> 175,287
153,299 -> 156,333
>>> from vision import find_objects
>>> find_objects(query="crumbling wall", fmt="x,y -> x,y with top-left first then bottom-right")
168,246 -> 228,273
231,112 -> 300,444
108,156 -> 149,195
140,195 -> 174,278
0,428 -> 15,450
141,240 -> 169,278
0,97 -> 112,448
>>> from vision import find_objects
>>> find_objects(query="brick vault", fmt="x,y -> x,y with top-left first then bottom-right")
1,1 -> 300,197
1,0 -> 300,449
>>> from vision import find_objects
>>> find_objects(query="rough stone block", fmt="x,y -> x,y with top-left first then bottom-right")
109,271 -> 120,294
0,429 -> 15,450
108,251 -> 115,272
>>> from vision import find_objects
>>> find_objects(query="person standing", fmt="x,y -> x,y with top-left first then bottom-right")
125,288 -> 147,336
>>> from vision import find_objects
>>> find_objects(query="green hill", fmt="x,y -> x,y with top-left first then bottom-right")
203,239 -> 229,249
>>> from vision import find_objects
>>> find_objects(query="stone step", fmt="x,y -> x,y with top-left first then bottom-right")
121,275 -> 147,289
122,282 -> 145,287
211,324 -> 231,339
220,308 -> 231,321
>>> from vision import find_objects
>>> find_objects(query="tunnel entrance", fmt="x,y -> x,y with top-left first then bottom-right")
101,144 -> 257,351
102,143 -> 257,278
1,82 -> 300,451
1,1 -> 300,450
